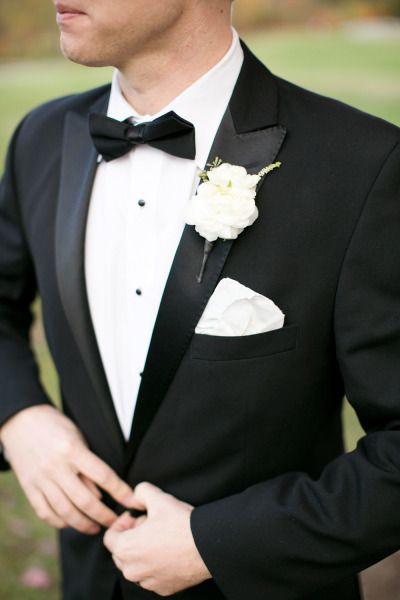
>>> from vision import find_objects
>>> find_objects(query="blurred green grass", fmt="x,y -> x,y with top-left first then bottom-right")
0,28 -> 399,598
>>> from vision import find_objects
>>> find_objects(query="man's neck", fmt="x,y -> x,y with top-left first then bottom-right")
116,19 -> 233,116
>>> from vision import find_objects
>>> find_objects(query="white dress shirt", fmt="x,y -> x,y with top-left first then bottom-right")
84,28 -> 244,440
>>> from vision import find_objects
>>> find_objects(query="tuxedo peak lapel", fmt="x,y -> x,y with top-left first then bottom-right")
55,87 -> 126,464
125,44 -> 287,470
231,40 -> 279,133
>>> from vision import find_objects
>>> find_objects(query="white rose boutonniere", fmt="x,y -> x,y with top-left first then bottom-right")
185,157 -> 282,282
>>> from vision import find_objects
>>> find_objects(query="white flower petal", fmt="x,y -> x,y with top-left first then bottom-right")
185,162 -> 262,242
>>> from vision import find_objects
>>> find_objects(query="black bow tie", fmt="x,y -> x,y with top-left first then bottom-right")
89,110 -> 196,162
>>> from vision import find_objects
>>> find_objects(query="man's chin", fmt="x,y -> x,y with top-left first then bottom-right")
60,42 -> 110,67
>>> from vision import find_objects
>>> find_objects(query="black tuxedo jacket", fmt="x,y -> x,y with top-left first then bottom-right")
1,41 -> 400,600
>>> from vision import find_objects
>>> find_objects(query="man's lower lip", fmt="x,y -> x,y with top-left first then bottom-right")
56,11 -> 85,23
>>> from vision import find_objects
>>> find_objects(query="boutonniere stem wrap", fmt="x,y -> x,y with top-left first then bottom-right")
185,158 -> 282,283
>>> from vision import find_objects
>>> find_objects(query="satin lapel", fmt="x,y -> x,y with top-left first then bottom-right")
125,42 -> 287,468
55,89 -> 126,463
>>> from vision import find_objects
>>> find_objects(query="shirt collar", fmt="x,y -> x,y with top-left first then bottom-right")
107,27 -> 244,169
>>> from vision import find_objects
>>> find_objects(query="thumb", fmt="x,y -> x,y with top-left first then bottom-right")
111,511 -> 136,532
132,481 -> 167,514
103,524 -> 121,553
103,512 -> 135,552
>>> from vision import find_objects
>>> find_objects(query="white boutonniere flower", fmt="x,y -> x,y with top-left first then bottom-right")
185,158 -> 282,282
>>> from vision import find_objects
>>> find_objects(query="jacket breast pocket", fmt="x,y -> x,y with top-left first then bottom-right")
190,324 -> 299,361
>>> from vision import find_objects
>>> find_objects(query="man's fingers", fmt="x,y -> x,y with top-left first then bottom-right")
135,514 -> 147,527
80,474 -> 102,499
103,524 -> 121,552
60,471 -> 118,528
74,449 -> 135,507
104,511 -> 138,562
132,481 -> 169,514
110,511 -> 137,532
104,511 -> 136,552
26,486 -> 67,529
41,480 -> 100,535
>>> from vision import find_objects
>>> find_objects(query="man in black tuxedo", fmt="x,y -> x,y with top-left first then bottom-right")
1,0 -> 400,599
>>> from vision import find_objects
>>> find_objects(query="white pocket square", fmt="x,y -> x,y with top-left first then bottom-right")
195,277 -> 285,336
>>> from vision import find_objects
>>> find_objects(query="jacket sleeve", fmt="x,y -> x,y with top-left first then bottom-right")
0,118 -> 53,470
190,139 -> 400,599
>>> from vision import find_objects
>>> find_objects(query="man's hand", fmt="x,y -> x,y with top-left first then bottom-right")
104,481 -> 212,596
0,405 -> 136,534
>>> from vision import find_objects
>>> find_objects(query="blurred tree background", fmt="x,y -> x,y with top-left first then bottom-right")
0,1 -> 400,599
1,0 -> 400,57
